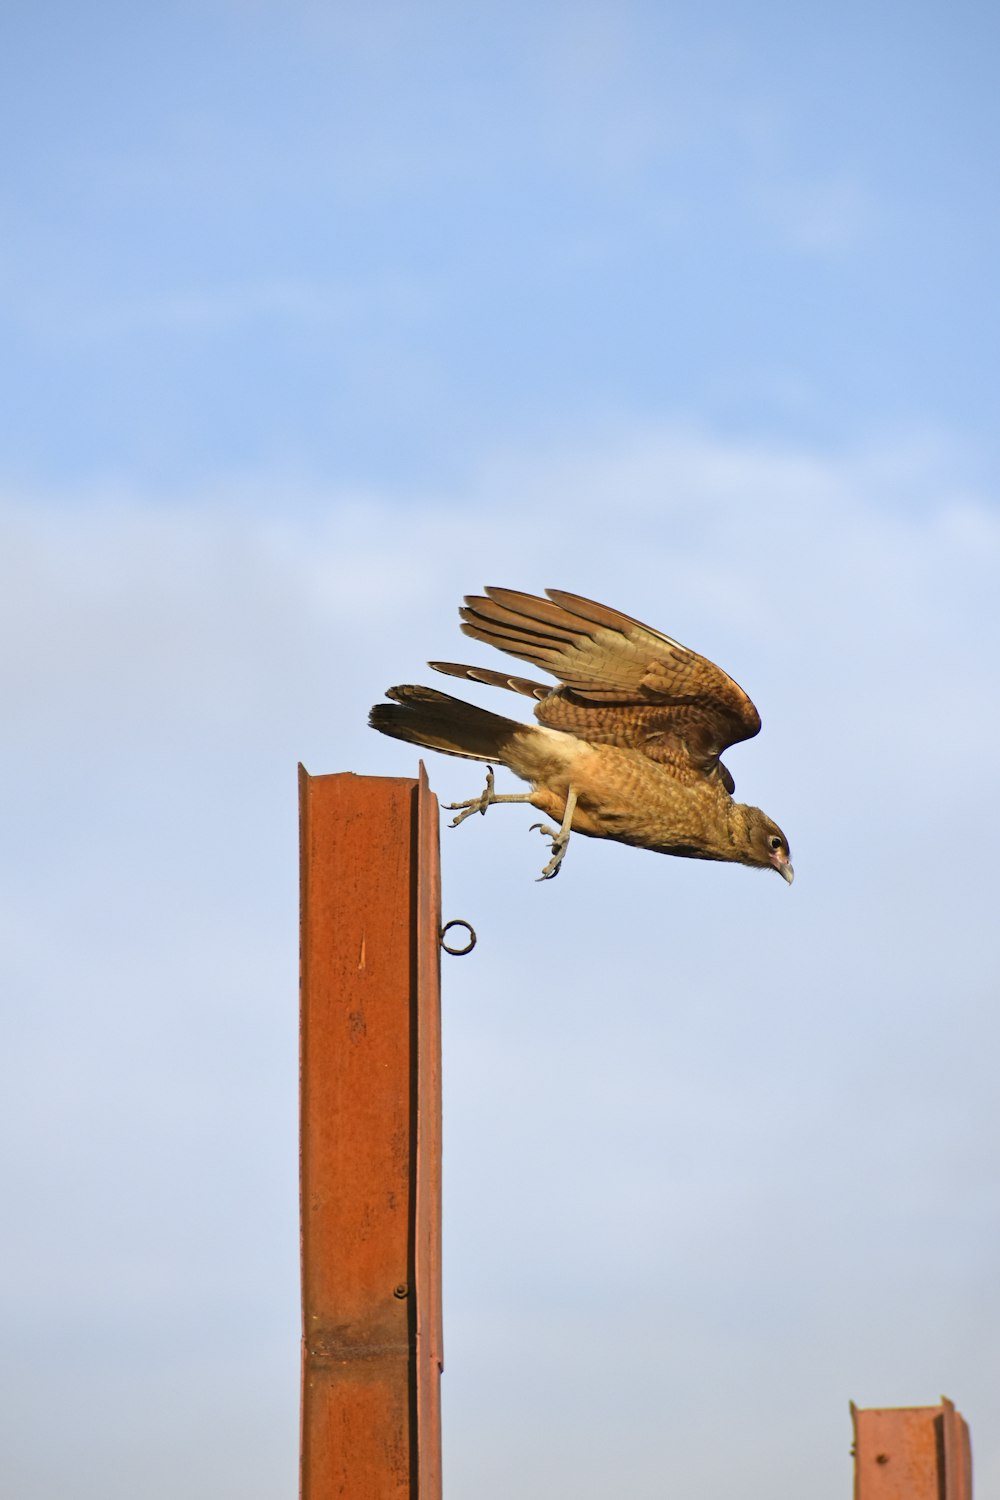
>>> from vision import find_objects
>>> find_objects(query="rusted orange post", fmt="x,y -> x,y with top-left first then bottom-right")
299,766 -> 443,1499
851,1398 -> 972,1499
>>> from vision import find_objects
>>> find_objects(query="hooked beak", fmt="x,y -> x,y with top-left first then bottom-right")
774,853 -> 794,884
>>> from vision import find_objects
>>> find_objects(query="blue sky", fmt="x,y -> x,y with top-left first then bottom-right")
4,0 -> 1000,494
3,3 -> 999,1497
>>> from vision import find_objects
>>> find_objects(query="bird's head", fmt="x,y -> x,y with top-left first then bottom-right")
743,807 -> 794,884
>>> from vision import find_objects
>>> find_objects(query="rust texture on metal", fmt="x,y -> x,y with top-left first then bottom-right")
852,1397 -> 972,1500
299,766 -> 442,1499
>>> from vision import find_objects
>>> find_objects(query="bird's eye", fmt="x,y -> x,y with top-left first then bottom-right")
768,835 -> 783,851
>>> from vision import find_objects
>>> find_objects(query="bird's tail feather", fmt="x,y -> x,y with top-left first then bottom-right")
369,685 -> 522,764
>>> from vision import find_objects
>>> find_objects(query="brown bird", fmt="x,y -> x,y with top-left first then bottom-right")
369,587 -> 793,883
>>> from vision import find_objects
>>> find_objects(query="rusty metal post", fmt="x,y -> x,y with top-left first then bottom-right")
851,1398 -> 972,1499
299,766 -> 443,1499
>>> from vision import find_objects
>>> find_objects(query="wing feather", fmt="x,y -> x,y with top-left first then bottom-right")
455,587 -> 763,788
429,661 -> 550,700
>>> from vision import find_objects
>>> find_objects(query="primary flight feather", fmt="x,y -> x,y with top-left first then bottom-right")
369,587 -> 793,883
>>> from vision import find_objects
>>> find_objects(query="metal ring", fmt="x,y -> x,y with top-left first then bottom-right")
440,919 -> 477,956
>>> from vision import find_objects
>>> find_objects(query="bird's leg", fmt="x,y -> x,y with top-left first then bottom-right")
443,766 -> 535,828
531,786 -> 579,881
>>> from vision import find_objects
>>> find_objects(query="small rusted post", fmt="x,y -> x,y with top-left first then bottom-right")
851,1397 -> 972,1499
299,766 -> 443,1499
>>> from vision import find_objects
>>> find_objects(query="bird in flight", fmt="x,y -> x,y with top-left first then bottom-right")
369,587 -> 793,884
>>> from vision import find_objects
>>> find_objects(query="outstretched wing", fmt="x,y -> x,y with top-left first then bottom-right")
456,587 -> 762,791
